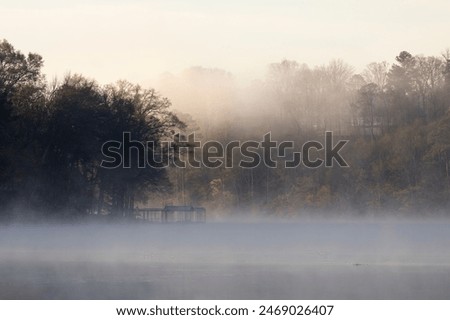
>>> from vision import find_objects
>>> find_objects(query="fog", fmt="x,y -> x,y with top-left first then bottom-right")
1,218 -> 450,299
2,0 -> 450,303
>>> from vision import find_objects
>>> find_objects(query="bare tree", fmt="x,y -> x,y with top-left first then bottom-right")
362,61 -> 390,90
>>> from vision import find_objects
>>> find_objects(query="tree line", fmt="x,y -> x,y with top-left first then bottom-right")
0,40 -> 183,219
159,53 -> 450,216
1,39 -> 449,219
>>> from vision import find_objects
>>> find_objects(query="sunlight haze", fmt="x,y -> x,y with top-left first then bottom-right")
2,0 -> 449,85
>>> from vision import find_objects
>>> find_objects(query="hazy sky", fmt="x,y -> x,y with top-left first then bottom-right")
2,0 -> 449,85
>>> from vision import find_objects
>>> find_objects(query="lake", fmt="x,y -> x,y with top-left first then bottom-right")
1,220 -> 449,299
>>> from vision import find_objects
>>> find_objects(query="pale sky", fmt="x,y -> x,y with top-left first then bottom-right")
1,0 -> 449,85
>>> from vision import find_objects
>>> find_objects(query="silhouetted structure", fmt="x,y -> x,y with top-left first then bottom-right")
135,205 -> 206,223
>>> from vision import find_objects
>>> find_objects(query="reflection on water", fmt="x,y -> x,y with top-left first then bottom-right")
1,221 -> 450,299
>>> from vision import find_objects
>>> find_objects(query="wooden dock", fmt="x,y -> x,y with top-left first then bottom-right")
134,205 -> 206,223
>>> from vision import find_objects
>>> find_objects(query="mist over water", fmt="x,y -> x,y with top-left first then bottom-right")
1,218 -> 450,299
2,0 -> 450,308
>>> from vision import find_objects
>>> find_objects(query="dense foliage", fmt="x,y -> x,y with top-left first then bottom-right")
1,39 -> 449,219
0,40 -> 183,219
